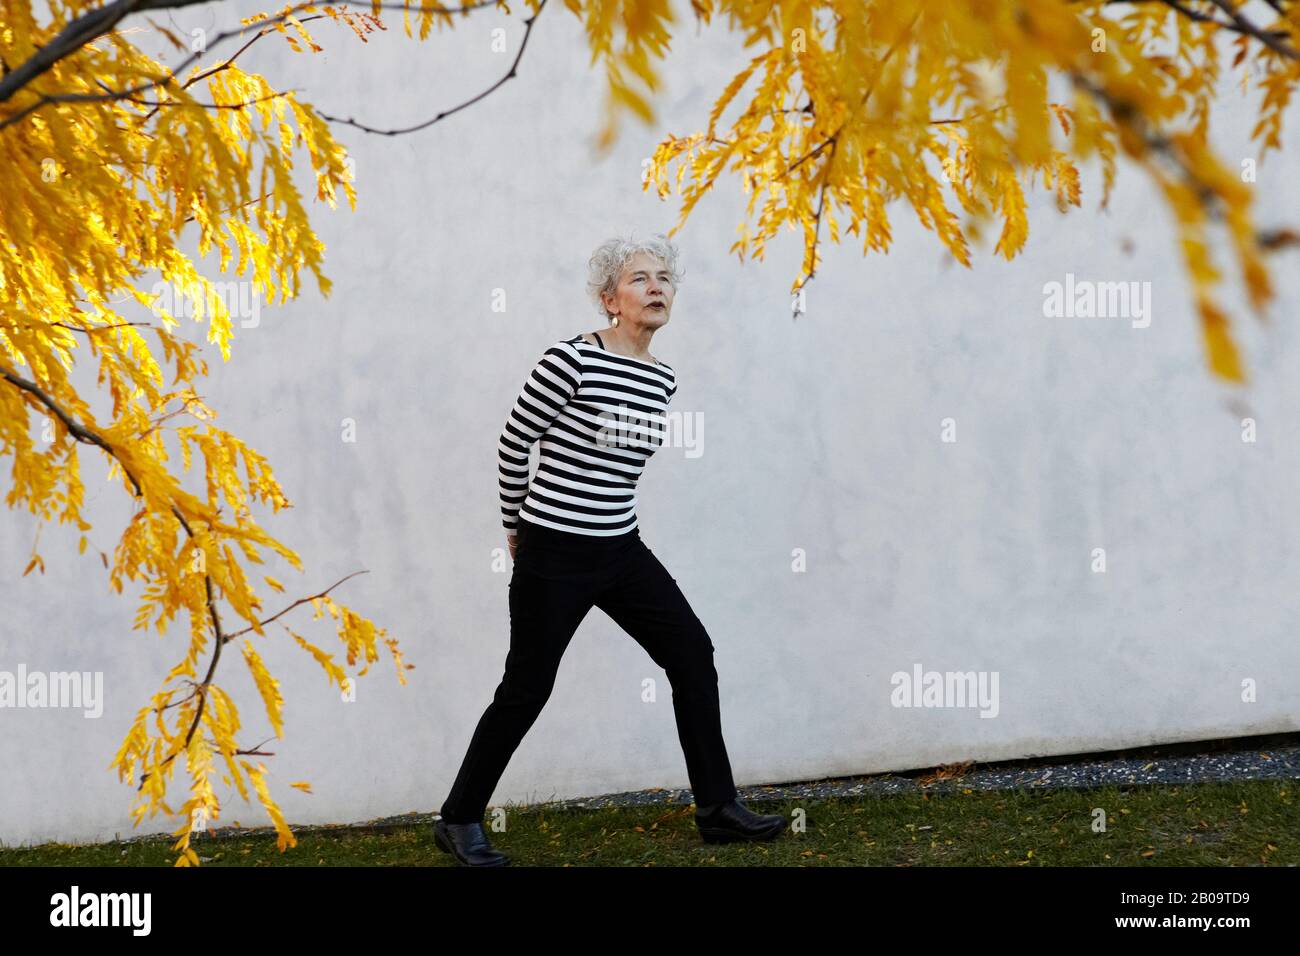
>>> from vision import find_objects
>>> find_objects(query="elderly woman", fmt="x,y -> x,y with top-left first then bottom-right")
434,234 -> 786,866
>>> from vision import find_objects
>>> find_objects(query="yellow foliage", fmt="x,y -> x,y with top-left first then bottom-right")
638,0 -> 1295,378
1,0 -> 405,867
243,640 -> 285,739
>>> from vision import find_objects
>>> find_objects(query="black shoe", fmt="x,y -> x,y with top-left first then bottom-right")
434,818 -> 511,866
695,798 -> 786,843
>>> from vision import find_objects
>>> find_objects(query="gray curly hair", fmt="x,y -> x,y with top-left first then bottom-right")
586,233 -> 684,320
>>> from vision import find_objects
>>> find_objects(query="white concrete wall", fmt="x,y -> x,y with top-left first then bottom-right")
3,1 -> 1299,846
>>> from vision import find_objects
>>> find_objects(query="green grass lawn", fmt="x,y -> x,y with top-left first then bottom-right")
3,779 -> 1295,866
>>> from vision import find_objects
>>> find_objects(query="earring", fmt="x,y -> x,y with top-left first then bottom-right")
610,315 -> 619,328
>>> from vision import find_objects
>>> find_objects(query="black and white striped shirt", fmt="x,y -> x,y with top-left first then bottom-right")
498,331 -> 677,537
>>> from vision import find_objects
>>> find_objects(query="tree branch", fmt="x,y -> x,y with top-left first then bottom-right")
0,0 -> 506,132
222,569 -> 370,642
1157,0 -> 1235,28
0,361 -> 140,494
120,87 -> 300,110
783,10 -> 921,177
1205,0 -> 1300,60
312,0 -> 549,134
0,359 -> 361,793
0,0 -> 218,106
1082,0 -> 1300,51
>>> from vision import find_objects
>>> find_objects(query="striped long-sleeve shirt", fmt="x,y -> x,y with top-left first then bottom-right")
498,332 -> 677,537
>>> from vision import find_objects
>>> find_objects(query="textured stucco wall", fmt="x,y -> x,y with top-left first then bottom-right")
3,2 -> 1299,846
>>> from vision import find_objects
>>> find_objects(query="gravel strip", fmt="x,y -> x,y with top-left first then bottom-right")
547,733 -> 1300,812
110,732 -> 1300,846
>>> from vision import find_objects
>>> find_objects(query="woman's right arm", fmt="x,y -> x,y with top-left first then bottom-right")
498,340 -> 583,538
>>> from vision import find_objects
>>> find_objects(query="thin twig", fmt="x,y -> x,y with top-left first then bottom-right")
312,0 -> 549,134
222,569 -> 370,642
0,0 -> 506,131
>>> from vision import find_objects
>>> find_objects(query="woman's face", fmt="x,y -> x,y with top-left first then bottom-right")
602,251 -> 675,327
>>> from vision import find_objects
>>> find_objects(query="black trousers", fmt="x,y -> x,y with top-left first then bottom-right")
439,516 -> 739,823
